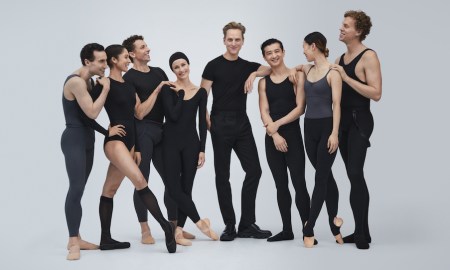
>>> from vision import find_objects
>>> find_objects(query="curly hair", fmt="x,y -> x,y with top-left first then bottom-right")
344,10 -> 372,41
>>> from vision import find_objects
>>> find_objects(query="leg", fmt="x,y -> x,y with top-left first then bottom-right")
104,141 -> 176,253
134,122 -> 153,243
265,134 -> 295,242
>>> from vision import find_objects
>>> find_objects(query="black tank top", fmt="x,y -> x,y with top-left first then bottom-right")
62,74 -> 87,128
304,67 -> 333,119
265,76 -> 297,122
339,48 -> 373,110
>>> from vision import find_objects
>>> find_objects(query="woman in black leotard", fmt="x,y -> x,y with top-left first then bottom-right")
161,52 -> 218,246
61,43 -> 126,260
98,45 -> 176,253
300,32 -> 343,248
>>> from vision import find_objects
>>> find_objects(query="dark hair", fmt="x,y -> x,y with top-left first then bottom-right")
169,52 -> 190,71
304,32 -> 329,57
122,35 -> 144,63
344,10 -> 372,41
105,45 -> 126,67
80,43 -> 104,66
223,21 -> 246,39
260,38 -> 284,56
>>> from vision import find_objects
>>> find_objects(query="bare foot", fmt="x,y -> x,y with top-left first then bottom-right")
175,227 -> 192,246
141,230 -> 155,244
66,245 -> 80,260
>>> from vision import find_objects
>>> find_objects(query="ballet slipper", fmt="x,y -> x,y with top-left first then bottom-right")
334,217 -> 344,244
197,218 -> 219,241
141,230 -> 155,244
66,245 -> 80,260
182,230 -> 196,239
175,227 -> 192,246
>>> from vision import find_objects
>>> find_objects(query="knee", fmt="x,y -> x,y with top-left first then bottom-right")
247,165 -> 262,179
347,169 -> 364,183
67,184 -> 85,201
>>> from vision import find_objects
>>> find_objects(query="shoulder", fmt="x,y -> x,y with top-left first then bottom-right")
361,49 -> 380,64
198,88 -> 208,97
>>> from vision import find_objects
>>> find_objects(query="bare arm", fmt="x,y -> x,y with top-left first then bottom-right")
332,51 -> 382,101
328,70 -> 342,154
245,65 -> 272,93
66,77 -> 110,119
200,78 -> 213,129
258,78 -> 274,128
135,81 -> 173,120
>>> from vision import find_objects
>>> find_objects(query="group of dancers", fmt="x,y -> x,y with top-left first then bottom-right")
61,10 -> 382,260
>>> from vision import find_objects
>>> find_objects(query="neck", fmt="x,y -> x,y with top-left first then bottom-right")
175,77 -> 194,89
77,66 -> 92,82
270,63 -> 289,76
223,52 -> 239,61
345,39 -> 365,55
109,68 -> 123,81
313,55 -> 329,69
132,60 -> 150,72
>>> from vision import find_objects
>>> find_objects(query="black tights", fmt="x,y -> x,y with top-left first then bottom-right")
303,117 -> 339,237
340,110 -> 374,241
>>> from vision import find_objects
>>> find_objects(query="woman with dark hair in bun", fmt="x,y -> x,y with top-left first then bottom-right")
97,44 -> 176,253
161,52 -> 218,246
300,32 -> 343,248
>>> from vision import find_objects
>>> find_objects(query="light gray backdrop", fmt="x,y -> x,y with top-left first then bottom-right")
0,0 -> 448,269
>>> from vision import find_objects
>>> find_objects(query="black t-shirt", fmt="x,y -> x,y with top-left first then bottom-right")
202,55 -> 260,112
123,66 -> 169,123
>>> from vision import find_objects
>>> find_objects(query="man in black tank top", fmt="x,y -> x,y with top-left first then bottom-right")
61,43 -> 115,260
201,22 -> 272,241
331,10 -> 382,249
122,35 -> 192,244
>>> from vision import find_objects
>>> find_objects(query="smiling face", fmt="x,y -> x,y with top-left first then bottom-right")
86,50 -> 107,76
112,49 -> 131,72
339,16 -> 361,43
130,39 -> 150,63
171,58 -> 190,80
223,29 -> 244,57
263,43 -> 284,68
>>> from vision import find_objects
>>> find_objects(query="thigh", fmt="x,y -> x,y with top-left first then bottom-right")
234,117 -> 261,171
181,140 -> 200,193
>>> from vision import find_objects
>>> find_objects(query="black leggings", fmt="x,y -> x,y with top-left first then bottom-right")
134,121 -> 177,223
61,127 -> 95,237
303,117 -> 340,237
265,124 -> 310,231
162,134 -> 201,226
340,109 -> 374,239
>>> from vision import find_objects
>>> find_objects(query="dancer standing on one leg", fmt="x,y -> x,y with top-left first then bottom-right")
98,44 -> 175,253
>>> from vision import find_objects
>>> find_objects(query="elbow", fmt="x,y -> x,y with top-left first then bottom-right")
86,111 -> 98,120
373,93 -> 382,102
135,110 -> 144,120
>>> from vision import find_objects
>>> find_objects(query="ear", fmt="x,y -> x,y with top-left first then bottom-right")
129,51 -> 136,59
84,59 -> 90,66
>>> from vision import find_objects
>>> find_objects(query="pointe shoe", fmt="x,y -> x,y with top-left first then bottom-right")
141,230 -> 155,244
66,245 -> 80,260
198,218 -> 219,241
175,227 -> 192,246
333,217 -> 344,244
304,236 -> 315,248
182,230 -> 196,239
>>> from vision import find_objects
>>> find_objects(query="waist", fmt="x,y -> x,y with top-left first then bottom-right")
211,110 -> 247,116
